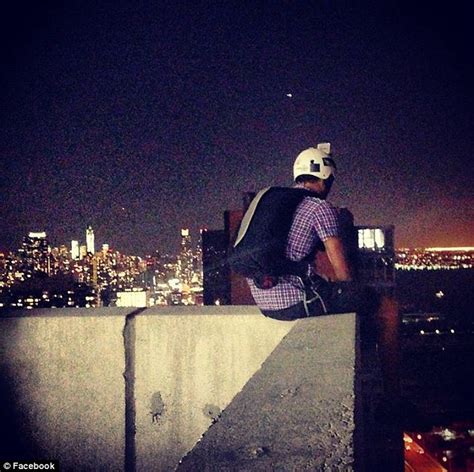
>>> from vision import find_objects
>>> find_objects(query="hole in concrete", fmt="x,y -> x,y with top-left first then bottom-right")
203,403 -> 222,422
150,391 -> 165,423
247,445 -> 271,458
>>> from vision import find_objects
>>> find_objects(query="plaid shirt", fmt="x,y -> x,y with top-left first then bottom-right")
248,185 -> 340,310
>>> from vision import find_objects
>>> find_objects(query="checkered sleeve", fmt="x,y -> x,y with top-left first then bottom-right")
310,199 -> 339,241
287,198 -> 339,261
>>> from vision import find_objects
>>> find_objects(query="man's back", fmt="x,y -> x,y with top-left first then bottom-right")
235,143 -> 356,320
247,186 -> 340,311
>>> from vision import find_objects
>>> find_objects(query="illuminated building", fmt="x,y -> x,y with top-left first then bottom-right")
194,229 -> 205,284
17,231 -> 51,276
50,245 -> 71,275
0,250 -> 15,291
71,240 -> 80,260
355,225 -> 395,293
86,225 -> 95,255
358,227 -> 388,251
79,244 -> 87,260
178,228 -> 194,286
116,290 -> 149,307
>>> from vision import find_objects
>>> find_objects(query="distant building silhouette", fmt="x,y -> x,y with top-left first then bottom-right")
225,209 -> 255,305
202,229 -> 230,306
201,192 -> 257,306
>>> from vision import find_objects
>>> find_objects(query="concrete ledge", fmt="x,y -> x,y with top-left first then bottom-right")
133,308 -> 294,471
0,311 -> 130,470
0,308 -> 361,471
178,314 -> 357,471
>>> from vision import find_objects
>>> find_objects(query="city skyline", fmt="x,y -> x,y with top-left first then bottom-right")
1,2 -> 473,254
2,224 -> 471,311
3,225 -> 474,261
1,225 -> 204,258
3,226 -> 473,262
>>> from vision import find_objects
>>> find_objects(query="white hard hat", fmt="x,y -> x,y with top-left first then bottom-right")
293,143 -> 336,181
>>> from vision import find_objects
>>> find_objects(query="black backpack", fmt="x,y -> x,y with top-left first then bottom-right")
229,187 -> 322,286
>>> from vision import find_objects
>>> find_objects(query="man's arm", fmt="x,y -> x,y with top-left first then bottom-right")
323,236 -> 352,281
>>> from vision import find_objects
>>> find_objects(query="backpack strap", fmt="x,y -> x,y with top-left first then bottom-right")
234,187 -> 271,247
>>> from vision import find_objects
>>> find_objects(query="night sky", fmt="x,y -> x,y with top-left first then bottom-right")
1,1 -> 473,255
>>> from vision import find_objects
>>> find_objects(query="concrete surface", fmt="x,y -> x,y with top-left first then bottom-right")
132,307 -> 293,471
178,313 -> 358,471
0,307 -> 362,471
0,308 -> 132,470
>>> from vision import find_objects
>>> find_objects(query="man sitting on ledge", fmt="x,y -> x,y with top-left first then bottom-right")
231,143 -> 364,321
231,143 -> 417,431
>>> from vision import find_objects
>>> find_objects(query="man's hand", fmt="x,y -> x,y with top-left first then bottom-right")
323,236 -> 352,281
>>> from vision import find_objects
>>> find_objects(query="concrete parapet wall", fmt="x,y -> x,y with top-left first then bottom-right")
132,307 -> 294,471
178,314 -> 358,471
0,307 -> 360,471
0,308 -> 131,470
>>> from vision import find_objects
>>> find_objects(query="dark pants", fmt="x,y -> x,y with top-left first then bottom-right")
260,281 -> 377,321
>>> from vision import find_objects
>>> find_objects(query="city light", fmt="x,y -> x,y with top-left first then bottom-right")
2,230 -> 472,310
358,228 -> 386,250
0,227 -> 204,309
395,247 -> 474,270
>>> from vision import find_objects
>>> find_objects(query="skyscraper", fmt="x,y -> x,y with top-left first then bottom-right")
79,245 -> 87,260
18,231 -> 51,275
193,229 -> 205,284
178,228 -> 193,286
71,240 -> 80,260
86,225 -> 95,255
